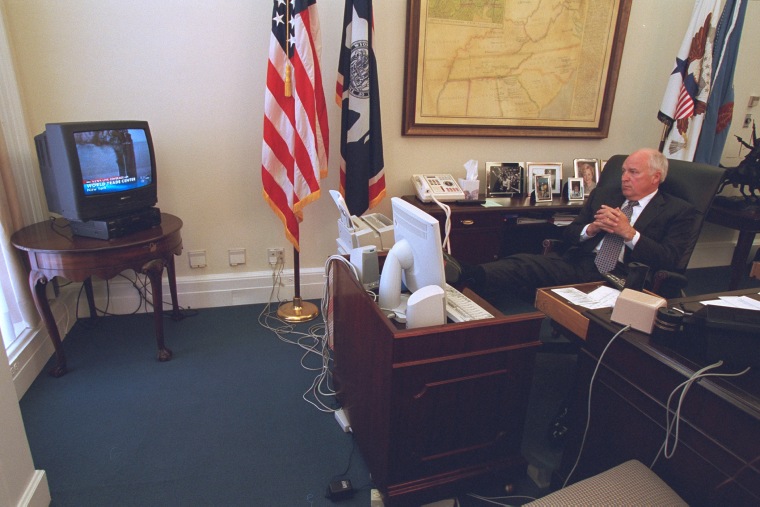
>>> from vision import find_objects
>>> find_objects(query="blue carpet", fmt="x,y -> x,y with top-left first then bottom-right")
20,304 -> 372,507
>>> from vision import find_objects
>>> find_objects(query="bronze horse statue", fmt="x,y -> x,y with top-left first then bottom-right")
717,122 -> 760,202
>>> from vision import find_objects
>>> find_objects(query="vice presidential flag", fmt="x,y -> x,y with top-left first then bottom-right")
262,0 -> 329,251
694,0 -> 748,165
658,0 -> 721,161
336,0 -> 385,216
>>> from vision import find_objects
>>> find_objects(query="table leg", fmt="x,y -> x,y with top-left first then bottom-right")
729,231 -> 755,290
142,259 -> 172,362
29,272 -> 67,377
166,254 -> 183,321
83,277 -> 98,319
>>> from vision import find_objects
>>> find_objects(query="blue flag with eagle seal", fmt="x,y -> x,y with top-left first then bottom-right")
336,0 -> 384,216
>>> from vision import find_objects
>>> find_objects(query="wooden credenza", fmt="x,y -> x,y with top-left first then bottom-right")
330,260 -> 545,506
402,195 -> 583,264
555,298 -> 760,506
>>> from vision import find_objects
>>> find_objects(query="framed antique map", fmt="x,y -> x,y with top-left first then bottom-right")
402,0 -> 632,138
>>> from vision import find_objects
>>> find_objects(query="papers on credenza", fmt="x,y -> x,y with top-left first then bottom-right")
516,217 -> 548,224
552,285 -> 621,309
551,213 -> 577,226
700,293 -> 760,310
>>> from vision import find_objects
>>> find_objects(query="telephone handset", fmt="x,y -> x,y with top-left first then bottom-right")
412,174 -> 466,202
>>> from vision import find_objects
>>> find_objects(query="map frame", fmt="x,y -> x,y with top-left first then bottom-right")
402,0 -> 633,138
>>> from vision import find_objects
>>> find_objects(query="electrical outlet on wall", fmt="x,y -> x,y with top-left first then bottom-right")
267,248 -> 284,265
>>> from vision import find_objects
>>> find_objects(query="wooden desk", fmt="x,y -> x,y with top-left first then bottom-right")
552,290 -> 760,506
706,200 -> 760,290
11,213 -> 183,377
330,260 -> 544,506
403,195 -> 583,264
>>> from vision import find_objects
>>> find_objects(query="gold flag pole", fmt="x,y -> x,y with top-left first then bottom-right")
277,247 -> 319,322
275,1 -> 316,322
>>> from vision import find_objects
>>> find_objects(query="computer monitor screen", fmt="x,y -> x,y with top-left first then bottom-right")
378,197 -> 446,311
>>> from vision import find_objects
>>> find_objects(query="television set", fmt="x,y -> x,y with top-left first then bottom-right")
378,197 -> 446,327
35,120 -> 158,225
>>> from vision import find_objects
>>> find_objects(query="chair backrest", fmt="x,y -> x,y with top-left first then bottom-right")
598,154 -> 725,272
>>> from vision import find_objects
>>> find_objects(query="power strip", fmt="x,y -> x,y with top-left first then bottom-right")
334,408 -> 351,432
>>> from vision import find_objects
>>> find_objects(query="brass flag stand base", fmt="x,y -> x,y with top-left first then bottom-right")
277,296 -> 319,323
276,249 -> 318,323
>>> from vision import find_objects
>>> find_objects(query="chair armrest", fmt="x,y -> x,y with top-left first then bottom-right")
651,270 -> 689,298
542,238 -> 564,255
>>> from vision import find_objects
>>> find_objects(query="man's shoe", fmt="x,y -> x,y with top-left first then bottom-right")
443,251 -> 464,284
443,251 -> 485,288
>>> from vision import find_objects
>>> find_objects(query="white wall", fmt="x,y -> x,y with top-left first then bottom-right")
3,0 -> 760,289
0,339 -> 50,506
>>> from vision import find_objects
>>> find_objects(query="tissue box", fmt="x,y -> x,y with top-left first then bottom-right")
458,178 -> 479,200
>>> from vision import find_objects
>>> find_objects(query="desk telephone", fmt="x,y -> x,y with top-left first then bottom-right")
413,174 -> 466,202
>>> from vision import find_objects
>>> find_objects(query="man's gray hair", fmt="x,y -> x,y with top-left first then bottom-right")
645,149 -> 669,182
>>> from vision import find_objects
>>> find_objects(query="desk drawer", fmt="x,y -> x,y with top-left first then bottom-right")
448,211 -> 506,230
535,283 -> 606,340
445,212 -> 505,263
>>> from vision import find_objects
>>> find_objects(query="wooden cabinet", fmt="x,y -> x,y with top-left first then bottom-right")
330,261 -> 544,506
402,195 -> 582,265
556,304 -> 760,506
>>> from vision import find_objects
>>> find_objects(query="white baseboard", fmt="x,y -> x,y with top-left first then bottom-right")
687,241 -> 737,269
17,470 -> 50,507
89,267 -> 327,314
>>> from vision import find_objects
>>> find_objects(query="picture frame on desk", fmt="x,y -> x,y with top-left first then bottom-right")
574,158 -> 600,194
526,162 -> 562,196
485,162 -> 523,197
534,174 -> 553,202
567,177 -> 584,201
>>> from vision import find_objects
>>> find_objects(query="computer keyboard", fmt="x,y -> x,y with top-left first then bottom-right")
445,284 -> 494,322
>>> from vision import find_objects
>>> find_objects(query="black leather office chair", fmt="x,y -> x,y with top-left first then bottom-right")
543,154 -> 725,298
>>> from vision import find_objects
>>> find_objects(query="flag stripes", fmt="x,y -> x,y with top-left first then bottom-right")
262,0 -> 328,250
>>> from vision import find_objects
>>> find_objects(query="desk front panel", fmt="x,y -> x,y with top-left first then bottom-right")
331,260 -> 544,505
559,315 -> 760,506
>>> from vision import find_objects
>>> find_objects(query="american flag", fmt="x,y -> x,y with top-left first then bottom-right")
336,0 -> 384,216
262,0 -> 329,251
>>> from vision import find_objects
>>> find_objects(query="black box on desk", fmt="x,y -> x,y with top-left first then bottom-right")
691,305 -> 760,368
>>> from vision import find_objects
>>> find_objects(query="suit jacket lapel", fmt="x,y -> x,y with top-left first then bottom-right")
631,191 -> 664,232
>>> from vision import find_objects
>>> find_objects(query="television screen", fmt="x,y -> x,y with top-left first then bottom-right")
75,128 -> 153,196
35,120 -> 158,223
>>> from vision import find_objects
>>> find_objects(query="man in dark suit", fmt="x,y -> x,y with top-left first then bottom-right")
447,148 -> 697,297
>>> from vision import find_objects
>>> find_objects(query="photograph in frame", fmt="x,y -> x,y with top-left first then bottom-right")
534,174 -> 553,202
567,177 -> 584,201
574,159 -> 600,194
526,162 -> 562,196
486,162 -> 523,197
